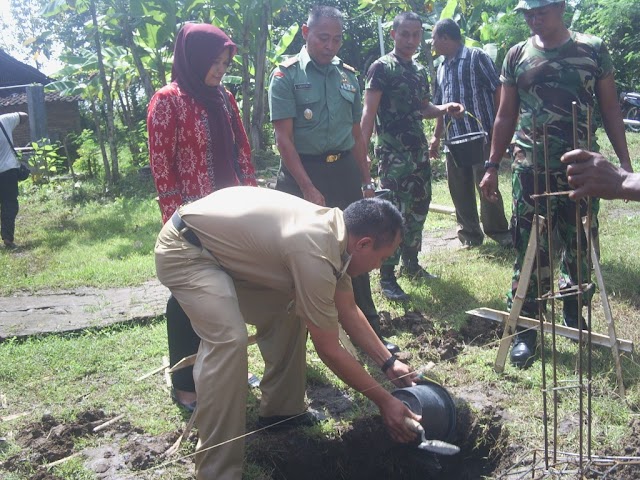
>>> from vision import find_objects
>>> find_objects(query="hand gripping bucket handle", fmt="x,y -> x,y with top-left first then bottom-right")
443,111 -> 488,168
391,379 -> 457,443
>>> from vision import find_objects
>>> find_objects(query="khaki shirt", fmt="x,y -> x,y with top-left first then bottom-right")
179,186 -> 353,330
268,46 -> 362,155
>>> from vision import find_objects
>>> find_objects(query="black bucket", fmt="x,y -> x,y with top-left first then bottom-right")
391,380 -> 457,442
443,131 -> 487,169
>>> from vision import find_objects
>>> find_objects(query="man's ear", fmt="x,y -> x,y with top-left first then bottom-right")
390,29 -> 396,41
355,237 -> 374,251
302,24 -> 309,40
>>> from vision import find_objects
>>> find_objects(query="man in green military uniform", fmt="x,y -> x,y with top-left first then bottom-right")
361,12 -> 464,301
268,5 -> 398,352
480,0 -> 632,368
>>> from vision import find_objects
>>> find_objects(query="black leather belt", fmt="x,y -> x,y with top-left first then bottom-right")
171,211 -> 202,247
299,150 -> 349,163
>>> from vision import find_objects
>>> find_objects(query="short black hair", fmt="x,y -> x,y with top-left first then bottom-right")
344,198 -> 403,249
393,11 -> 422,31
307,5 -> 344,28
433,18 -> 462,42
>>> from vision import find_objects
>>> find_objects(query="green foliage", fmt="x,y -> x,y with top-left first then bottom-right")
71,129 -> 101,177
25,140 -> 68,183
573,0 -> 640,91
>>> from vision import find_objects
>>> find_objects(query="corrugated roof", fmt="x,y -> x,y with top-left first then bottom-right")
0,91 -> 82,107
0,48 -> 52,94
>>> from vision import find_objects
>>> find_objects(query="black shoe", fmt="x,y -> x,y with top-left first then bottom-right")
399,264 -> 438,281
257,410 -> 324,431
380,277 -> 409,301
381,337 -> 400,355
562,299 -> 590,330
510,330 -> 537,369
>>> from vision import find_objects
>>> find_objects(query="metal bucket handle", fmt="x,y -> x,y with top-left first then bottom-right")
444,111 -> 487,143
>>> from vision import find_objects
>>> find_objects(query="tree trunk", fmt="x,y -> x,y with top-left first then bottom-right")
123,25 -> 155,101
89,97 -> 111,181
241,21 -> 252,139
249,0 -> 270,152
89,0 -> 119,184
117,91 -> 142,166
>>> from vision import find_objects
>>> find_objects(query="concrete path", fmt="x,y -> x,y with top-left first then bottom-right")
0,280 -> 169,339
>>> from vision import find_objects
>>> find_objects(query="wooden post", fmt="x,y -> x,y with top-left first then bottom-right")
494,215 -> 545,372
25,85 -> 48,142
583,218 -> 626,397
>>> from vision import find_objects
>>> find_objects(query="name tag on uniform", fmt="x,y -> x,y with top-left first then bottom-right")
294,83 -> 312,90
339,73 -> 357,93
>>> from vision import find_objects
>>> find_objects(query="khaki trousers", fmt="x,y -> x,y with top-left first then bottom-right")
155,223 -> 307,480
446,141 -> 509,245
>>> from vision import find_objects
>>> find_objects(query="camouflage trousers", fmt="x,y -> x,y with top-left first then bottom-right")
508,165 -> 599,315
376,146 -> 431,266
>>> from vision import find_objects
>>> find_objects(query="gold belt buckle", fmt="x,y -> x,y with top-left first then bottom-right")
326,153 -> 340,163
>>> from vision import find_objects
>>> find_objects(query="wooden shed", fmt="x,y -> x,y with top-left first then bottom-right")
0,48 -> 81,147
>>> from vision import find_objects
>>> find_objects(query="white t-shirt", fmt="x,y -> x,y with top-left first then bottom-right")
0,113 -> 21,174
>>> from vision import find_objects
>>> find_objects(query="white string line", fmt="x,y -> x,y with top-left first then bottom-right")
129,323 -> 636,476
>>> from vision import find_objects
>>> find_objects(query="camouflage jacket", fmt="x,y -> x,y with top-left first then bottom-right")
501,31 -> 613,169
365,52 -> 430,152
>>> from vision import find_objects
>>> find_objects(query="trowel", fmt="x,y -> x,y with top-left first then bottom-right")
404,418 -> 460,456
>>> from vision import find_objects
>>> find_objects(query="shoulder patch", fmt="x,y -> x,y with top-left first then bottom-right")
279,56 -> 300,68
341,62 -> 357,74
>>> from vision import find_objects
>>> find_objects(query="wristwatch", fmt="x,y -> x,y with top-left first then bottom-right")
362,182 -> 376,191
484,161 -> 500,171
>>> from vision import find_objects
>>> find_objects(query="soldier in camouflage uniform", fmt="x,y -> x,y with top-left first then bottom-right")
480,0 -> 632,368
361,12 -> 464,301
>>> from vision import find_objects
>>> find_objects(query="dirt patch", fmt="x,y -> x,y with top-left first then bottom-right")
248,403 -> 505,480
3,410 -> 183,479
3,394 -> 508,480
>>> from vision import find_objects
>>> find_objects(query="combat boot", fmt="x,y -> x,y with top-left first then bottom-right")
367,314 -> 400,355
399,250 -> 438,280
510,328 -> 537,369
380,265 -> 409,301
562,297 -> 589,331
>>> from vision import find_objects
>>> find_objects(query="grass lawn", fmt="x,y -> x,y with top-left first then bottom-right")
1,133 -> 639,479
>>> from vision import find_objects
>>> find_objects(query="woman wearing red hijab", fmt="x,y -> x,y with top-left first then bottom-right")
148,23 -> 256,410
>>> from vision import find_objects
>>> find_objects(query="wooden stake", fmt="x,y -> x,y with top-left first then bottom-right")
494,215 -> 545,372
135,359 -> 170,382
467,308 -> 633,354
44,452 -> 82,469
583,218 -> 626,397
92,414 -> 125,432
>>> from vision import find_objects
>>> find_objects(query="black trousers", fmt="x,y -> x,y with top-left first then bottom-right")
276,151 -> 380,329
166,294 -> 200,391
0,168 -> 19,243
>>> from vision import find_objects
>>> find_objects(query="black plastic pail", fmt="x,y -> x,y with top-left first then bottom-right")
391,380 -> 457,442
444,131 -> 488,168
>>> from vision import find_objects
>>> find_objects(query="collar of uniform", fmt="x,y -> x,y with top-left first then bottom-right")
445,44 -> 468,65
389,50 -> 417,68
335,251 -> 352,280
299,46 -> 340,73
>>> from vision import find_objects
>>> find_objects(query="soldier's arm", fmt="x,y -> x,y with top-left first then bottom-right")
481,83 -> 519,202
351,122 -> 373,197
421,101 -> 464,119
361,89 -> 382,149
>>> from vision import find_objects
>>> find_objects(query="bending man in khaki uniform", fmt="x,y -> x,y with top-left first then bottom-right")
155,186 -> 420,479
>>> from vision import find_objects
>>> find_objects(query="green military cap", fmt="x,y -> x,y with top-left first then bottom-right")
514,0 -> 564,11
